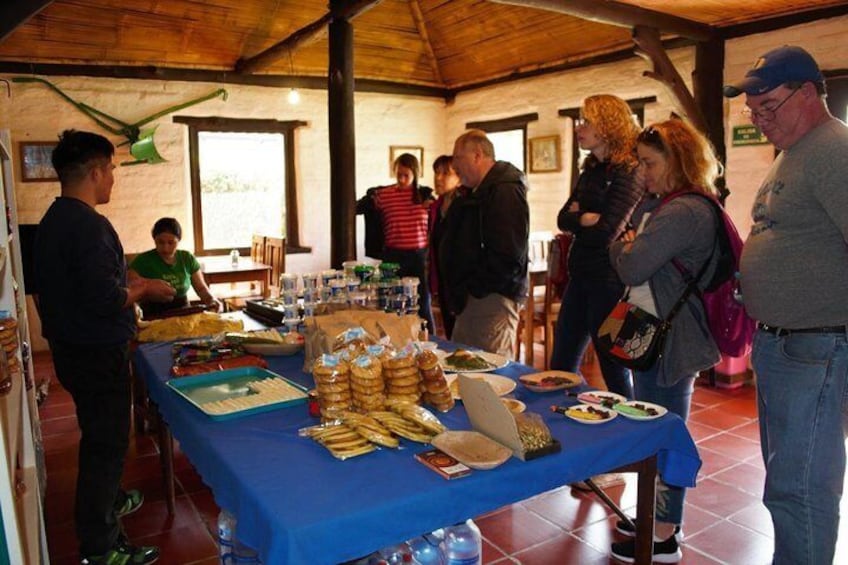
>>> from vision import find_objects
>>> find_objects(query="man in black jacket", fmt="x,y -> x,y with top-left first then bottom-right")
441,129 -> 529,356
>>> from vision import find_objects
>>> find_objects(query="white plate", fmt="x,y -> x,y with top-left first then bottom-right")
576,390 -> 628,407
243,342 -> 303,356
431,430 -> 512,470
562,404 -> 618,425
501,398 -> 526,414
445,372 -> 517,400
614,400 -> 668,421
518,370 -> 582,392
439,350 -> 510,373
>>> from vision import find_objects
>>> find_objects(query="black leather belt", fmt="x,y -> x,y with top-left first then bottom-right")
758,323 -> 848,337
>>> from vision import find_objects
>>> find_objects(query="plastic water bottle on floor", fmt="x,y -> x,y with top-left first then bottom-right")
441,520 -> 481,565
408,533 -> 446,564
217,510 -> 261,564
377,542 -> 412,564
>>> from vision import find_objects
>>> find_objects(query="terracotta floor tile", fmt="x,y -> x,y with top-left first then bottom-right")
176,463 -> 213,494
697,446 -> 741,480
474,504 -> 564,555
692,387 -> 731,408
41,414 -> 79,437
521,484 -> 611,531
727,420 -> 761,442
570,514 -> 619,554
45,518 -> 77,561
676,547 -> 725,564
729,502 -> 773,538
680,503 -> 724,540
511,531 -> 609,565
44,487 -> 75,526
123,472 -> 181,505
126,433 -> 161,459
715,396 -> 760,419
122,452 -> 167,484
711,461 -> 765,498
121,494 -> 204,540
697,432 -> 762,462
188,488 -> 220,534
689,407 -> 754,431
482,537 -> 508,564
685,520 -> 774,564
686,478 -> 761,517
134,523 -> 219,564
687,420 -> 723,443
42,429 -> 81,454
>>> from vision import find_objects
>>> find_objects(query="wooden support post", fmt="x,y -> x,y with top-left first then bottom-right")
328,4 -> 358,269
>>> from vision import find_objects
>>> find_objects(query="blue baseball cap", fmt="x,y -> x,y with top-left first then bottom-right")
723,45 -> 824,98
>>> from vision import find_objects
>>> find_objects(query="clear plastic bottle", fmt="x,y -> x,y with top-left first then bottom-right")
377,542 -> 412,565
229,249 -> 240,268
408,533 -> 446,564
217,510 -> 261,564
440,520 -> 481,565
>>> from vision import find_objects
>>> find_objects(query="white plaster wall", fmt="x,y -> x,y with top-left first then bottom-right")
446,48 -> 695,235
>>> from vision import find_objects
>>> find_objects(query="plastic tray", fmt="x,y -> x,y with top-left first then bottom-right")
167,367 -> 308,421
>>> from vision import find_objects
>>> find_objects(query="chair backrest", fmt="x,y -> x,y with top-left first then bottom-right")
251,234 -> 266,262
543,238 -> 562,314
528,230 -> 554,264
264,236 -> 286,295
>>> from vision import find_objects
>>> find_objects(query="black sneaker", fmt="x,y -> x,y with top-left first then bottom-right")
80,538 -> 159,565
615,518 -> 683,541
611,534 -> 682,564
115,489 -> 144,518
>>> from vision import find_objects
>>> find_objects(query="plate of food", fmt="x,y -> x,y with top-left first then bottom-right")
445,372 -> 517,400
576,390 -> 628,408
237,329 -> 305,356
518,370 -> 581,392
439,349 -> 510,373
431,430 -> 512,470
614,400 -> 668,421
501,398 -> 526,414
560,404 -> 617,424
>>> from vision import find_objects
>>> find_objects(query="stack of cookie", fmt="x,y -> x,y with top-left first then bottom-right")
416,350 -> 454,412
312,354 -> 351,420
0,318 -> 19,379
349,354 -> 385,412
382,351 -> 421,404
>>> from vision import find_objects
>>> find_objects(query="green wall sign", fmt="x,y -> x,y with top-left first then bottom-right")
732,125 -> 770,146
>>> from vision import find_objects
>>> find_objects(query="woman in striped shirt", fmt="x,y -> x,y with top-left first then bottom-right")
373,153 -> 436,333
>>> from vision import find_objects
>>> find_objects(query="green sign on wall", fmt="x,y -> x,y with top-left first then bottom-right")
732,125 -> 770,146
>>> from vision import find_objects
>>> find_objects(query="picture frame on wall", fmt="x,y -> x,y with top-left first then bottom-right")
19,142 -> 59,182
528,135 -> 561,173
389,145 -> 424,178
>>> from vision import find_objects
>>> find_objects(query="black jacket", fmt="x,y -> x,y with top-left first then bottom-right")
557,159 -> 643,282
439,161 -> 529,314
356,184 -> 434,259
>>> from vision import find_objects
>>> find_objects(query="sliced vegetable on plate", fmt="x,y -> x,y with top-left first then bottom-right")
614,400 -> 668,420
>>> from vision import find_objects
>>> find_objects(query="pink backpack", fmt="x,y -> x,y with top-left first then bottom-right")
665,192 -> 756,358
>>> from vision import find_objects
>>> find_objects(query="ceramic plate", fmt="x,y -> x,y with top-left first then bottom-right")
576,390 -> 628,407
439,350 -> 510,373
445,372 -> 517,400
431,430 -> 512,470
501,398 -> 526,414
518,370 -> 582,392
562,404 -> 617,425
614,400 -> 668,421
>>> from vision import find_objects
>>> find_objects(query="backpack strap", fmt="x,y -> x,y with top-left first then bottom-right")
662,191 -> 722,294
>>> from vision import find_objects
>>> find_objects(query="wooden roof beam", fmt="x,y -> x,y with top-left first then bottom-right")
409,0 -> 443,85
0,0 -> 54,43
489,0 -> 714,41
235,0 -> 383,75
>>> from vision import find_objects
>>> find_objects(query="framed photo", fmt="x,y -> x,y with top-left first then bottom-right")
389,145 -> 424,178
528,135 -> 561,173
19,142 -> 58,182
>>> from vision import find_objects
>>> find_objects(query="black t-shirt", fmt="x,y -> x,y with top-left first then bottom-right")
34,197 -> 133,345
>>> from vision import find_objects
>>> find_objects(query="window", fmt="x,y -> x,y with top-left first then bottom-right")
466,113 -> 538,172
174,116 -> 307,256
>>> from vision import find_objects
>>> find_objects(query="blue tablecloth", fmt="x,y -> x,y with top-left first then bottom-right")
135,342 -> 701,565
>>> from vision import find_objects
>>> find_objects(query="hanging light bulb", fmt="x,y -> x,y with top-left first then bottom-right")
287,87 -> 300,105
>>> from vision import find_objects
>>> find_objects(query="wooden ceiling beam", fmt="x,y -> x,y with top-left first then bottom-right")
489,0 -> 714,41
0,0 -> 54,43
409,0 -> 443,85
235,0 -> 383,75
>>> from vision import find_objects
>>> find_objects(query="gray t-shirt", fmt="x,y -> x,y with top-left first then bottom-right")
740,118 -> 848,327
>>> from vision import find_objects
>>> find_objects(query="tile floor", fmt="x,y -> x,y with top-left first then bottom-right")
36,344 -> 847,564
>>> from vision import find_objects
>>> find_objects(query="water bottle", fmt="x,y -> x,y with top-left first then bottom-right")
408,534 -> 446,564
377,542 -> 412,565
230,249 -> 240,268
217,510 -> 261,564
440,520 -> 481,565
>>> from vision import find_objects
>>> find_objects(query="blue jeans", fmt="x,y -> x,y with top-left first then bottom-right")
633,365 -> 696,525
751,330 -> 847,565
550,277 -> 633,397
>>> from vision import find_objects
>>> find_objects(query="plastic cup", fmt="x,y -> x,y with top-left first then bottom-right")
302,273 -> 319,290
279,273 -> 298,292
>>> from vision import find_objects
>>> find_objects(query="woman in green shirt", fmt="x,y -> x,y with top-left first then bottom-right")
129,217 -> 220,317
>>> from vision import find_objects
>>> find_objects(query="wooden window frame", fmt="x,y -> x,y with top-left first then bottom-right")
173,116 -> 309,256
466,113 -> 539,173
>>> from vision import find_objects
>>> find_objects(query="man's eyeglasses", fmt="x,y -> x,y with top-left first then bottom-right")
742,86 -> 801,122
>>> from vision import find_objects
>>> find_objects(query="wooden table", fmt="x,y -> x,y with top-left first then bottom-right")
200,256 -> 272,297
523,260 -> 548,366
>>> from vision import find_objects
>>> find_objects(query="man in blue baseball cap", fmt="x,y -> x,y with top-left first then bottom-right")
726,46 -> 848,565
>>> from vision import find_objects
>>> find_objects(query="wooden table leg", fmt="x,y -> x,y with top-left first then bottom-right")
633,455 -> 657,565
154,404 -> 176,515
523,291 -> 535,366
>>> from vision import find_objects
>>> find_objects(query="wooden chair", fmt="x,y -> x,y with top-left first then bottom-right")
516,237 -> 562,369
263,236 -> 286,297
222,234 -> 268,310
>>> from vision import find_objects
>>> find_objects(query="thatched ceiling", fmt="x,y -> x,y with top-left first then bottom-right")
2,0 -> 848,96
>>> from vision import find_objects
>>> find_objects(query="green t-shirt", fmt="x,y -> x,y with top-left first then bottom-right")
130,249 -> 200,298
